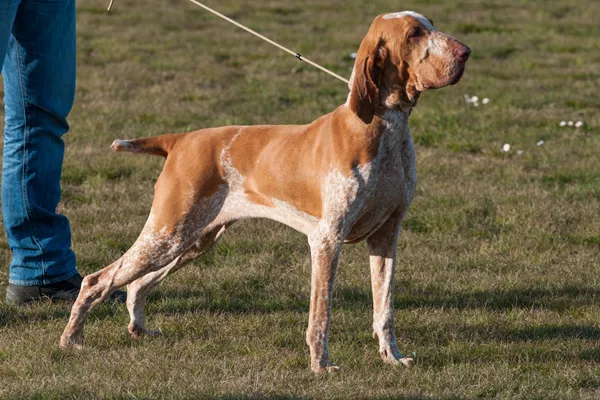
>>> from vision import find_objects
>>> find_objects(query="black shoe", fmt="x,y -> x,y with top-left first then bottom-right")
5,273 -> 127,305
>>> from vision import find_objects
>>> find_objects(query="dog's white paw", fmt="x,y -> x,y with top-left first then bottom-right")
129,324 -> 163,339
59,333 -> 83,350
311,360 -> 340,374
399,356 -> 415,367
380,344 -> 415,367
326,364 -> 340,373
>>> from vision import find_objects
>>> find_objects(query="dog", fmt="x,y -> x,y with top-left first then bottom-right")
60,11 -> 470,373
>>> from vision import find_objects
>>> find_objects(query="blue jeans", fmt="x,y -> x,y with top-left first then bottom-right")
0,0 -> 77,286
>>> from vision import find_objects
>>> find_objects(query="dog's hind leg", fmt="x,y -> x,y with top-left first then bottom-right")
127,225 -> 228,338
59,220 -> 193,350
59,147 -> 232,350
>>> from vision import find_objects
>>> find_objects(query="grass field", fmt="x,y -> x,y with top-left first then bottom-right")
1,0 -> 599,398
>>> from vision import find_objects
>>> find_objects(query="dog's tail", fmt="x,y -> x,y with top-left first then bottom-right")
111,133 -> 183,157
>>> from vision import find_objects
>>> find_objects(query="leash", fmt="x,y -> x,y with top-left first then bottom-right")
106,0 -> 350,85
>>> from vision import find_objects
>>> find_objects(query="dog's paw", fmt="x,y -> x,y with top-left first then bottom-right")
380,346 -> 415,367
399,356 -> 415,367
129,323 -> 163,339
59,333 -> 83,351
311,361 -> 340,374
326,364 -> 340,373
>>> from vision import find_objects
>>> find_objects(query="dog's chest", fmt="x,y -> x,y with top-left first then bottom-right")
346,118 -> 417,241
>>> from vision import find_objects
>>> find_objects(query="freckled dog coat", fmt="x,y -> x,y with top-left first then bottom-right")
60,11 -> 470,373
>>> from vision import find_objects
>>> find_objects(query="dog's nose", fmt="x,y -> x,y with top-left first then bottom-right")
454,45 -> 471,62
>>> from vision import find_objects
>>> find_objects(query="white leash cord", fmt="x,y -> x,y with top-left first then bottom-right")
107,0 -> 350,84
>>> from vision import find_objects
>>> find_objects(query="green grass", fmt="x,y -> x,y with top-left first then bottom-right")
1,0 -> 599,398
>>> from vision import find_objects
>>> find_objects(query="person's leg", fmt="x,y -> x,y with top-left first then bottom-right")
0,2 -> 19,68
2,0 -> 77,288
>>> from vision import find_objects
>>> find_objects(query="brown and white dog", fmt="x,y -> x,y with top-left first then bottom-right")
60,11 -> 470,373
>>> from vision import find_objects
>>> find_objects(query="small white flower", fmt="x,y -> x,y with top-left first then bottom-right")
575,121 -> 583,128
568,121 -> 574,126
350,52 -> 357,59
482,98 -> 489,104
517,150 -> 524,155
536,140 -> 544,146
473,102 -> 479,107
502,144 -> 510,152
559,121 -> 566,127
471,96 -> 479,103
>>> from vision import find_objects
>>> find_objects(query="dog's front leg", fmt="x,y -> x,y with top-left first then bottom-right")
367,211 -> 414,367
306,229 -> 343,373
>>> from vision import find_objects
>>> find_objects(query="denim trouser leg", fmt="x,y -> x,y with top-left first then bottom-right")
1,0 -> 77,286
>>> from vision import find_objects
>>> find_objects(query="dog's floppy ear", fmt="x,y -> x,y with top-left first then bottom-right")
349,34 -> 386,124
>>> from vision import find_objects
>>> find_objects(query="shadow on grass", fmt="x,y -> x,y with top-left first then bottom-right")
10,393 -> 460,400
391,284 -> 600,312
4,284 -> 600,343
150,283 -> 600,314
420,322 -> 600,346
213,396 -> 462,400
0,301 -> 122,328
142,284 -> 600,342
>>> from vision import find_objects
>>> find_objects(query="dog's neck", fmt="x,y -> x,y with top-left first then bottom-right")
377,109 -> 410,151
382,84 -> 421,112
344,93 -> 411,154
345,67 -> 420,124
381,109 -> 409,132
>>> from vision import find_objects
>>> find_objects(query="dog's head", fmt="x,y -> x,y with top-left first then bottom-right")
348,11 -> 471,123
